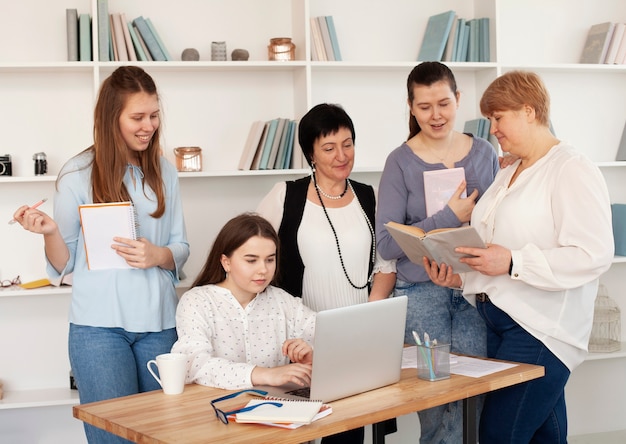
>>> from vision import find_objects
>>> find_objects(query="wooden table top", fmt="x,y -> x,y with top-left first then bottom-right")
74,361 -> 544,444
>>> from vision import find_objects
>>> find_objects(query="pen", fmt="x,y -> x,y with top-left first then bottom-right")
8,198 -> 48,225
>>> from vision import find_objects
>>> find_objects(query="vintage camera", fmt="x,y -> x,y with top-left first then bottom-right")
0,154 -> 12,176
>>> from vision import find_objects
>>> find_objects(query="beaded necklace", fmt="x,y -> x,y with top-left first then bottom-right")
315,179 -> 348,200
312,174 -> 376,290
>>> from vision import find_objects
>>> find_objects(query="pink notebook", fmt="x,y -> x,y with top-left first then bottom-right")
423,167 -> 466,217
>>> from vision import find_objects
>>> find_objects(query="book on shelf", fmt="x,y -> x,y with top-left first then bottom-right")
132,24 -> 153,61
463,118 -> 490,140
580,22 -> 615,64
442,13 -> 459,62
66,8 -> 79,62
325,16 -> 342,61
417,10 -> 456,62
111,13 -> 128,61
146,17 -> 171,61
290,122 -> 305,169
423,167 -> 466,217
97,0 -> 110,61
109,14 -> 119,61
257,119 -> 280,170
384,221 -> 486,273
479,17 -> 490,62
238,120 -> 266,170
615,24 -> 626,64
310,17 -> 327,61
250,121 -> 271,170
317,16 -> 335,61
466,18 -> 480,62
611,204 -> 626,256
604,22 -> 625,64
120,13 -> 137,62
273,119 -> 293,169
132,16 -> 167,61
78,13 -> 92,61
234,397 -> 324,425
266,118 -> 288,169
615,121 -> 626,161
451,18 -> 467,62
127,21 -> 148,61
78,202 -> 139,271
277,120 -> 296,169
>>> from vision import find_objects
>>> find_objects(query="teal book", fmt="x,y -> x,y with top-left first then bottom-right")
97,0 -> 109,61
281,120 -> 296,169
443,14 -> 459,61
467,19 -> 479,62
127,21 -> 148,61
132,16 -> 166,61
417,10 -> 456,61
459,22 -> 470,61
463,119 -> 482,137
479,17 -> 490,62
325,16 -> 342,61
78,14 -> 92,61
452,18 -> 466,61
275,119 -> 294,169
267,118 -> 288,169
258,119 -> 279,170
146,18 -> 171,61
611,204 -> 626,256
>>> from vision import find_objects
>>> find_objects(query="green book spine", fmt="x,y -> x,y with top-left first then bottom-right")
97,0 -> 109,61
78,14 -> 92,61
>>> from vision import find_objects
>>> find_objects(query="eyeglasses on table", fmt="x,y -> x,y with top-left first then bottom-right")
210,389 -> 283,424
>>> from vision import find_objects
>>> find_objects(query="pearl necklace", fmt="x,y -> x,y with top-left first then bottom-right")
315,179 -> 348,200
313,176 -> 376,290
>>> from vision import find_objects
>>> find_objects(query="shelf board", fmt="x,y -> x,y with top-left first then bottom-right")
0,388 -> 79,410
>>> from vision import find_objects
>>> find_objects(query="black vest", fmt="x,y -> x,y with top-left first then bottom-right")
276,176 -> 376,297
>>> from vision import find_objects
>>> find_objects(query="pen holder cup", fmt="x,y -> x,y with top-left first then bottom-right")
416,343 -> 451,381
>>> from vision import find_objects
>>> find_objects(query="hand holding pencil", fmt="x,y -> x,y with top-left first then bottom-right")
9,198 -> 48,224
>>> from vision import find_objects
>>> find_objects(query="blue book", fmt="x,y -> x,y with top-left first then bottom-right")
417,10 -> 456,61
325,16 -> 342,61
276,120 -> 293,170
146,18 -> 171,61
132,16 -> 166,61
612,204 -> 626,256
127,21 -> 147,61
258,119 -> 279,170
78,14 -> 92,61
479,17 -> 490,62
452,18 -> 466,61
283,120 -> 297,169
459,22 -> 470,61
467,19 -> 479,62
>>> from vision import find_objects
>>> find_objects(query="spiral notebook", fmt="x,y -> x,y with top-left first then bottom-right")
78,201 -> 138,270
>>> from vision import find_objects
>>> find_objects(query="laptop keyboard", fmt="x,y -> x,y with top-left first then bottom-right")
285,387 -> 311,398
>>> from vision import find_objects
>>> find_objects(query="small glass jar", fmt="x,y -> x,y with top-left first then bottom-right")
268,37 -> 295,61
33,152 -> 47,176
173,147 -> 202,172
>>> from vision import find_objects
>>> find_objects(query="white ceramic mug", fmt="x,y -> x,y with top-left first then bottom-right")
147,353 -> 187,395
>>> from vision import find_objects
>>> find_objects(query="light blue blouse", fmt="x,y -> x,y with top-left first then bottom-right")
48,150 -> 189,332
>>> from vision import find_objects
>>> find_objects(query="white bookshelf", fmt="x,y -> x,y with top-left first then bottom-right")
0,0 -> 625,442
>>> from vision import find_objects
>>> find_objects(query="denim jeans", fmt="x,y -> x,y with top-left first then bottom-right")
69,323 -> 178,444
394,280 -> 486,444
476,300 -> 570,443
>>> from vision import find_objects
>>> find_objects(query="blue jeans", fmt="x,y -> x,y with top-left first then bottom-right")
69,324 -> 178,444
476,299 -> 570,443
394,280 -> 486,444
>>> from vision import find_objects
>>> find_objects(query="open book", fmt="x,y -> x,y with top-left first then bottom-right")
78,202 -> 139,270
385,221 -> 485,273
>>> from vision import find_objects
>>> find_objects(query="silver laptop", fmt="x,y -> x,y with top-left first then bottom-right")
260,296 -> 408,403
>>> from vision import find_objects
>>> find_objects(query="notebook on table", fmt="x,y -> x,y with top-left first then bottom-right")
258,296 -> 408,403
